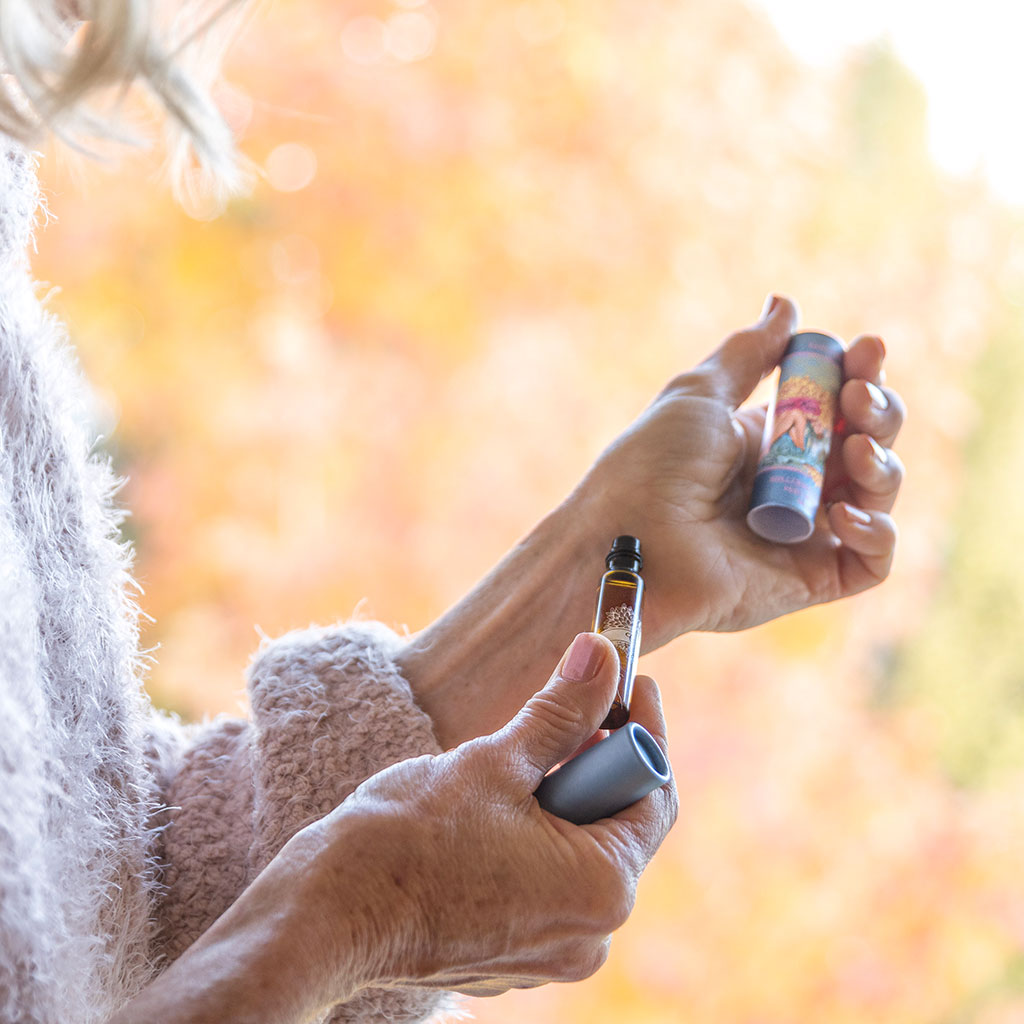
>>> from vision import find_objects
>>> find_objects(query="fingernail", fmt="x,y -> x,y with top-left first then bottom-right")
760,294 -> 780,321
865,381 -> 889,411
562,633 -> 606,682
843,503 -> 872,526
866,435 -> 889,464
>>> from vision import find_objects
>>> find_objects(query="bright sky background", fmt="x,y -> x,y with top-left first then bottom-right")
752,1 -> 1022,204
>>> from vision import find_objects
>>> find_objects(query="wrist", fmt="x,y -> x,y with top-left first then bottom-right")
256,824 -> 382,1006
395,493 -> 611,748
109,829 -> 368,1024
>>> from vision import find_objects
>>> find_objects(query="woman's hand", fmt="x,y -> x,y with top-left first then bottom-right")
308,631 -> 676,998
398,293 -> 905,748
573,295 -> 905,644
110,634 -> 676,1022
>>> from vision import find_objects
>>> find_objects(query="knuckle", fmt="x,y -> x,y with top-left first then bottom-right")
885,449 -> 906,485
868,516 -> 898,578
578,937 -> 613,981
454,737 -> 495,777
882,513 -> 899,546
524,690 -> 588,736
426,741 -> 508,808
590,870 -> 635,933
724,326 -> 759,346
606,890 -> 634,932
573,856 -> 636,933
660,364 -> 715,399
884,387 -> 907,422
663,781 -> 681,831
505,692 -> 592,774
557,937 -> 612,983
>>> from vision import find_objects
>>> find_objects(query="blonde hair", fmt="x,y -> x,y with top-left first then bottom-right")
0,0 -> 249,194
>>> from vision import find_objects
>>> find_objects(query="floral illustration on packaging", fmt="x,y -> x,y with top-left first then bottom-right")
765,372 -> 837,486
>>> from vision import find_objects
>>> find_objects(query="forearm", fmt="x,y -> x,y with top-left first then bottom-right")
395,493 -> 624,749
111,831 -> 368,1024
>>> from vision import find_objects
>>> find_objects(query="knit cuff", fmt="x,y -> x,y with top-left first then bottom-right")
247,620 -> 450,1024
154,716 -> 255,963
246,620 -> 442,867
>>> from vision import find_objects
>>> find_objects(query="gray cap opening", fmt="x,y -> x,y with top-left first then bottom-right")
629,722 -> 669,780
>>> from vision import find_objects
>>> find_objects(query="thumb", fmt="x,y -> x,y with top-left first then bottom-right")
696,293 -> 800,409
497,632 -> 620,787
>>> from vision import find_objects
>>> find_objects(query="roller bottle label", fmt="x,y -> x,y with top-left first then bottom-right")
596,572 -> 643,730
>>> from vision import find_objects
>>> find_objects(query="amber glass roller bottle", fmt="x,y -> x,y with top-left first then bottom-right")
594,535 -> 644,730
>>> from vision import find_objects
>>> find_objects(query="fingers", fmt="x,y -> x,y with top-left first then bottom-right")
446,935 -> 613,995
820,452 -> 900,592
592,675 -> 678,869
692,294 -> 800,409
826,331 -> 905,514
843,332 -> 886,383
623,674 -> 669,756
840,334 -> 905,448
497,632 -> 620,786
834,433 -> 904,514
661,294 -> 800,409
826,504 -> 898,590
839,379 -> 905,452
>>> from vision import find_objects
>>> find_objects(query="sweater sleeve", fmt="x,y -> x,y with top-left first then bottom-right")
152,621 -> 451,1024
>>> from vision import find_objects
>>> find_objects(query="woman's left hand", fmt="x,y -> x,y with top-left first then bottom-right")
573,295 -> 905,645
399,294 -> 906,748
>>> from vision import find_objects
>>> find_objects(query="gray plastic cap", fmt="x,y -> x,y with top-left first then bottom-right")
534,722 -> 671,825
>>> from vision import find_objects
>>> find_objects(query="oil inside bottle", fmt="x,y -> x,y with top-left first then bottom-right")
595,537 -> 643,730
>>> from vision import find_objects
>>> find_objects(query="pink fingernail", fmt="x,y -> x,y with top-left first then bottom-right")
867,436 -> 889,464
843,504 -> 872,525
562,633 -> 606,682
760,294 -> 780,321
865,381 -> 889,411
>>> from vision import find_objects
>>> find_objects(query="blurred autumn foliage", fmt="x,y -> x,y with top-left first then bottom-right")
30,0 -> 1024,1020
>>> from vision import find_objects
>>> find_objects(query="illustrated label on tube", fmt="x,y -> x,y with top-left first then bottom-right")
747,331 -> 845,544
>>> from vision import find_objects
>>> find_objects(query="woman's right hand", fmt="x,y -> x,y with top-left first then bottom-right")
304,630 -> 677,1001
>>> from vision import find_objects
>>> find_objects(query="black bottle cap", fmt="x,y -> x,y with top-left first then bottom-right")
606,535 -> 642,571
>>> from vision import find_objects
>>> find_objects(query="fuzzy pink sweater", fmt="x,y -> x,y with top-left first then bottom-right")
0,139 -> 447,1024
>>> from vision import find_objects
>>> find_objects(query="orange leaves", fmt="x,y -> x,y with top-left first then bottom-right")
29,0 -> 1024,1021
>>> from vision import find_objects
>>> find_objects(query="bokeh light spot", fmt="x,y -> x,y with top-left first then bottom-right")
386,11 -> 437,63
270,234 -> 321,286
341,15 -> 388,64
265,142 -> 317,192
514,0 -> 565,45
